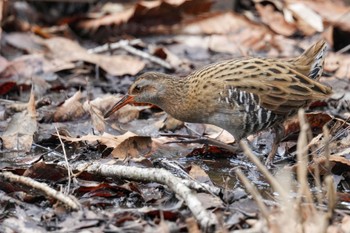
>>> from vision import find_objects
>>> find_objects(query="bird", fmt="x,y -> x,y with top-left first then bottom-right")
105,40 -> 332,164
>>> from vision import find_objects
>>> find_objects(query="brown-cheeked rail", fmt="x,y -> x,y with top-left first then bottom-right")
105,40 -> 332,165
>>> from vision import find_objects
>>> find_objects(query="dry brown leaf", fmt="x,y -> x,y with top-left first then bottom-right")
161,115 -> 184,131
1,90 -> 37,152
0,55 -> 9,73
307,155 -> 350,175
79,8 -> 134,30
324,53 -> 350,78
288,153 -> 350,175
60,131 -> 152,160
288,3 -> 323,34
4,33 -> 45,54
256,3 -> 297,36
111,135 -> 152,160
83,100 -> 105,133
284,112 -> 332,136
77,0 -> 212,35
0,54 -> 66,93
301,1 -> 350,32
8,97 -> 51,113
206,125 -> 235,144
44,37 -> 145,76
186,217 -> 201,233
151,46 -> 188,69
340,215 -> 350,232
53,91 -> 85,122
189,165 -> 212,184
195,193 -> 224,209
207,35 -> 244,55
98,95 -> 144,123
180,12 -> 261,35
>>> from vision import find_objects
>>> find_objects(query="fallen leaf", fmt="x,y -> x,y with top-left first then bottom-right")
44,37 -> 145,76
288,3 -> 323,34
151,46 -> 189,69
53,91 -> 86,122
1,90 -> 37,152
0,55 -> 9,73
99,95 -> 143,124
4,32 -> 45,54
302,1 -> 350,32
111,134 -> 152,160
0,54 -> 60,95
256,3 -> 297,36
23,161 -> 67,181
307,155 -> 350,175
195,192 -> 223,209
161,115 -> 184,131
83,100 -> 105,133
188,164 -> 213,184
324,52 -> 350,79
60,131 -> 152,160
180,12 -> 261,35
77,0 -> 212,36
284,113 -> 333,136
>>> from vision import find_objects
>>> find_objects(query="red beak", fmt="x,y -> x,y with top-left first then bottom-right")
104,95 -> 135,118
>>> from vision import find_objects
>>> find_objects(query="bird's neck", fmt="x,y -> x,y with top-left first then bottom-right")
157,75 -> 213,123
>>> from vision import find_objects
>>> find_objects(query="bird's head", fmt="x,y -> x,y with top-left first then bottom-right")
129,72 -> 168,104
104,72 -> 172,118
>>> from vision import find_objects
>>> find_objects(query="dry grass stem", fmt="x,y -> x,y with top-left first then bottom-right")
239,140 -> 289,200
235,168 -> 270,221
296,109 -> 314,205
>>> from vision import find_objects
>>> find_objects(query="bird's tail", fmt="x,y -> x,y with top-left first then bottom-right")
292,40 -> 328,80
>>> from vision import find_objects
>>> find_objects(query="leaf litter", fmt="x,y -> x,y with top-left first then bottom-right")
1,0 -> 350,232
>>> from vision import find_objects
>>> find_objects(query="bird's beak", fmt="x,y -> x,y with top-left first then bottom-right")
104,95 -> 135,118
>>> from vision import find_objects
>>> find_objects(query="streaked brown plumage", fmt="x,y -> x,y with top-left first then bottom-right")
105,40 -> 332,164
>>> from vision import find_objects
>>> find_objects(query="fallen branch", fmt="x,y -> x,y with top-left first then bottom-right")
154,158 -> 222,195
88,40 -> 173,69
75,162 -> 218,230
0,171 -> 80,210
87,39 -> 142,53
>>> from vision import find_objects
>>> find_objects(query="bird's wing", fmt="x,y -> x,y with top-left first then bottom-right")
220,59 -> 332,115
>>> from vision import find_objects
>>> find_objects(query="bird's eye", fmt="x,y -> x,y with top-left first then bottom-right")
134,85 -> 142,92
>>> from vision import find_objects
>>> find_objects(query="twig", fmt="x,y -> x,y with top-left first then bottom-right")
180,179 -> 221,196
119,41 -> 173,69
75,162 -> 218,230
88,40 -> 173,69
336,43 -> 350,54
88,39 -> 142,53
0,171 -> 80,210
154,158 -> 222,195
55,125 -> 73,195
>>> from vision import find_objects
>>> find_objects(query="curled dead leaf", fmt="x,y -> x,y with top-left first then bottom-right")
111,135 -> 152,160
53,91 -> 85,122
308,155 -> 350,176
83,100 -> 105,133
